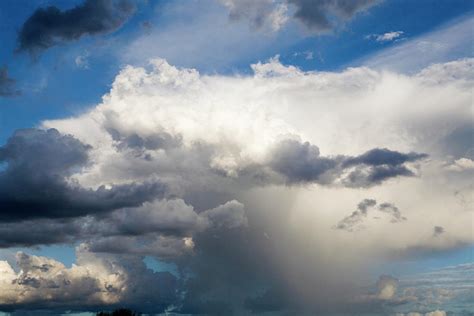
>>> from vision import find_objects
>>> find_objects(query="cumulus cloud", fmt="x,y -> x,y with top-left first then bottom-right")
17,0 -> 135,55
0,248 -> 178,313
0,66 -> 20,97
0,128 -> 167,221
0,56 -> 472,313
445,157 -> 474,172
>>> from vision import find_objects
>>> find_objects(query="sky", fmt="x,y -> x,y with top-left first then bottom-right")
0,0 -> 472,315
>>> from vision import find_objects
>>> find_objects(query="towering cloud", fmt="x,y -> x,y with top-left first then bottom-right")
0,57 -> 472,314
17,0 -> 135,55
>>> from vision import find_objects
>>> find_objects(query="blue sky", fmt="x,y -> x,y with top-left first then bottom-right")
0,1 -> 472,315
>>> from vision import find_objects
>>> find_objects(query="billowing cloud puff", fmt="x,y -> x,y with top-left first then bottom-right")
0,247 -> 178,313
0,128 -> 167,221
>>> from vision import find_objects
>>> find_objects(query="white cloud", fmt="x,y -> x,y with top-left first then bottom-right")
74,51 -> 90,69
121,0 -> 301,71
367,31 -> 404,42
15,56 -> 470,313
361,15 -> 473,73
445,157 -> 474,172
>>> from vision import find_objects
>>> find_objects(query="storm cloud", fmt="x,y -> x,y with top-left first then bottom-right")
269,140 -> 427,186
17,0 -> 135,55
0,57 -> 472,314
0,128 -> 166,221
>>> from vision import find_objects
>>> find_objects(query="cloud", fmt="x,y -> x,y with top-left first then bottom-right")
219,0 -> 380,34
75,51 -> 90,69
220,0 -> 289,31
376,275 -> 398,300
334,198 -> 376,231
370,264 -> 474,314
0,248 -> 178,313
367,31 -> 404,42
433,226 -> 445,237
17,0 -> 135,55
445,157 -> 474,172
0,66 -> 20,97
378,202 -> 406,223
0,128 -> 167,221
0,57 -> 472,313
335,199 -> 405,231
288,0 -> 380,33
362,16 -> 473,72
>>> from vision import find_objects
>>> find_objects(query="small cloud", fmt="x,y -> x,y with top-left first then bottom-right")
433,226 -> 445,237
366,31 -> 404,42
445,157 -> 474,172
75,51 -> 90,69
376,275 -> 398,300
335,199 -> 406,231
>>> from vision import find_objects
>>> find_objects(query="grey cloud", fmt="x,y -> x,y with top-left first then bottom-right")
336,199 -> 405,231
0,128 -> 166,221
343,148 -> 428,167
378,202 -> 406,223
268,140 -> 427,187
0,66 -> 20,97
288,0 -> 380,33
221,0 -> 380,34
0,251 -> 179,314
440,124 -> 474,159
433,226 -> 445,237
201,200 -> 248,229
107,128 -> 183,153
335,199 -> 376,231
17,0 -> 135,55
269,139 -> 338,184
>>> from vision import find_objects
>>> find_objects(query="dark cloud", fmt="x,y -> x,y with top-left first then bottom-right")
335,198 -> 376,231
336,199 -> 405,231
0,66 -> 20,97
288,0 -> 380,32
107,128 -> 183,152
269,139 -> 338,183
0,128 -> 166,221
268,140 -> 427,187
342,148 -> 428,187
378,202 -> 406,223
17,0 -> 135,55
343,148 -> 428,167
433,225 -> 445,237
